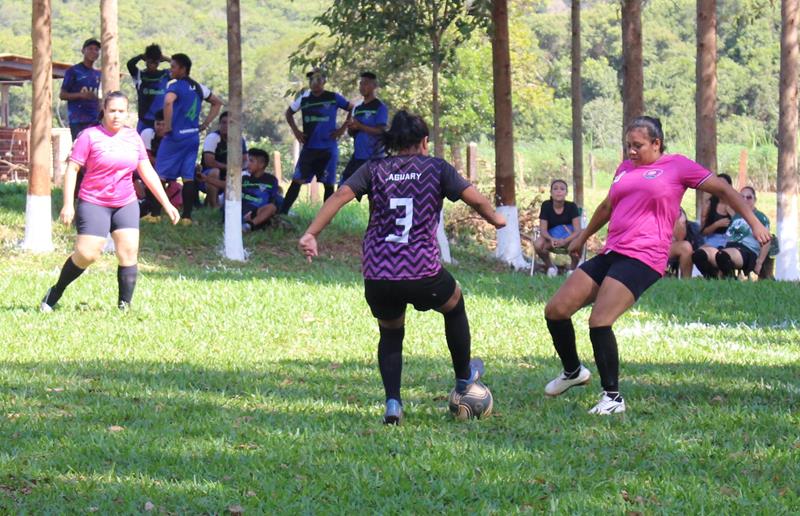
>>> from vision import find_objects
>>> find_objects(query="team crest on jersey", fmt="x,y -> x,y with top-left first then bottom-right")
643,169 -> 664,179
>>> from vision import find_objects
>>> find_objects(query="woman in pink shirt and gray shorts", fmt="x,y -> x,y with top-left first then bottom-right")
41,91 -> 179,312
540,116 -> 770,415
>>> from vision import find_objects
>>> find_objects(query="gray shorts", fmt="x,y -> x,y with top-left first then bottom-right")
76,199 -> 140,237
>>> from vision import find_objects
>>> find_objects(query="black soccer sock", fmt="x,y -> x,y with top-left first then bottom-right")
46,256 -> 85,306
546,318 -> 581,374
692,249 -> 716,278
443,296 -> 471,381
378,326 -> 405,402
715,250 -> 735,277
280,182 -> 302,214
323,184 -> 334,201
589,326 -> 619,393
117,264 -> 138,308
181,180 -> 196,219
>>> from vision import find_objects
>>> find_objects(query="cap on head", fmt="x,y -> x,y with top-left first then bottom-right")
83,38 -> 101,50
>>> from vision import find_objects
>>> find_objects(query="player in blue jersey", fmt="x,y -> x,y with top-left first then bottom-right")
281,69 -> 354,214
127,43 -> 171,133
60,38 -> 102,141
340,71 -> 388,185
151,53 -> 223,225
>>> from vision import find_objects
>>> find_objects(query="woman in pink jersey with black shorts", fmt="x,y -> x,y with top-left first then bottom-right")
541,116 -> 770,415
40,91 -> 179,312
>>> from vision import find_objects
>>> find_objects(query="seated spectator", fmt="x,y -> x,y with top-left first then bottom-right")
701,173 -> 735,248
199,148 -> 282,232
199,111 -> 247,208
533,179 -> 581,276
692,186 -> 770,278
668,208 -> 703,278
139,110 -> 180,220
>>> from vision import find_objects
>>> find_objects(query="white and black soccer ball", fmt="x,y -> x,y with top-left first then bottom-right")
448,380 -> 493,420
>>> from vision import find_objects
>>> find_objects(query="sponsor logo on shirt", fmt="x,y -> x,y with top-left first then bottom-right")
305,115 -> 330,123
643,169 -> 664,179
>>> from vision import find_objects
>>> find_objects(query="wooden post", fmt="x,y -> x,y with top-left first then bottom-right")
0,84 -> 9,127
777,0 -> 800,280
696,0 -> 718,222
621,0 -> 644,155
223,0 -> 244,260
467,142 -> 478,182
451,144 -> 464,175
272,150 -> 282,183
23,0 -> 53,252
100,0 -> 120,93
571,0 -> 584,207
737,148 -> 748,189
516,152 -> 525,189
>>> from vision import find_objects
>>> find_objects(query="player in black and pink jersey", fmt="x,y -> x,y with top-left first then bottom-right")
299,111 -> 506,424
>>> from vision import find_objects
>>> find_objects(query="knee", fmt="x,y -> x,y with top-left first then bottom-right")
73,248 -> 101,266
677,241 -> 692,258
716,250 -> 735,275
588,312 -> 614,328
544,300 -> 571,321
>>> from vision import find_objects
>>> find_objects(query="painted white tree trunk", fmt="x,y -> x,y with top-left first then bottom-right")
224,200 -> 245,260
776,193 -> 799,280
21,194 -> 53,252
436,209 -> 452,264
495,205 -> 529,270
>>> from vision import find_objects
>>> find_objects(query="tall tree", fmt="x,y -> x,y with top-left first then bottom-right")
777,0 -> 799,280
100,0 -> 120,93
492,0 -> 526,269
620,0 -> 643,152
696,0 -> 717,222
22,0 -> 53,252
572,0 -> 584,207
289,0 -> 488,158
224,0 -> 245,261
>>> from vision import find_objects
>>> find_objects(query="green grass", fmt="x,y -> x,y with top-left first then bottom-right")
1,183 -> 798,513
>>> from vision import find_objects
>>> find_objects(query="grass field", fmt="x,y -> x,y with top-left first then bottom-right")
1,182 -> 798,513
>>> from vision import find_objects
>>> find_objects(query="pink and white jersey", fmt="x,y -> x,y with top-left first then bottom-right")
604,154 -> 712,274
70,125 -> 147,207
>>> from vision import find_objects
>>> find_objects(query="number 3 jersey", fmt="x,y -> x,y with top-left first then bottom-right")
344,155 -> 471,280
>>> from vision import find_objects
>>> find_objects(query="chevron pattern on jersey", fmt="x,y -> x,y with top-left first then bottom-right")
362,156 -> 448,280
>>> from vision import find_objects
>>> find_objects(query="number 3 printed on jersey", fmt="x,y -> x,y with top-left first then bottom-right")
386,197 -> 413,244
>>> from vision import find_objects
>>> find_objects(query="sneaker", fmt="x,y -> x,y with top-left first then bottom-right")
544,365 -> 591,397
141,214 -> 161,223
588,391 -> 626,415
40,287 -> 55,312
383,398 -> 403,425
242,222 -> 252,233
456,358 -> 485,394
178,218 -> 193,226
546,266 -> 558,277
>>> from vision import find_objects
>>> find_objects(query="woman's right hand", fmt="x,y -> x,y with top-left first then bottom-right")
60,204 -> 75,226
567,237 -> 584,257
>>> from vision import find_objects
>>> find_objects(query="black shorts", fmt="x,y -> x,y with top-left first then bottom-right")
339,157 -> 367,185
579,251 -> 661,300
76,199 -> 140,237
293,148 -> 332,184
720,242 -> 758,273
364,268 -> 457,320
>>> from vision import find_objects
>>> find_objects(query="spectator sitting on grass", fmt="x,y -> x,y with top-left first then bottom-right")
199,111 -> 248,208
199,148 -> 282,232
668,207 -> 703,278
533,179 -> 581,276
692,186 -> 770,279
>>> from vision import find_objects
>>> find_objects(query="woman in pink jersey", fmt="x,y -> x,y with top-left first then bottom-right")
41,92 -> 179,312
299,111 -> 505,424
542,116 -> 770,415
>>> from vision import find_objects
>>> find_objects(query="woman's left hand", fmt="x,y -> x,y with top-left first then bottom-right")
752,223 -> 771,246
164,204 -> 181,225
298,233 -> 318,263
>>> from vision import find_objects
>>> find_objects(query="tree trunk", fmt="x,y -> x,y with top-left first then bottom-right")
431,45 -> 444,158
100,0 -> 119,93
695,0 -> 717,222
621,0 -> 644,154
571,0 -> 584,207
777,0 -> 799,280
224,0 -> 245,261
23,0 -> 53,252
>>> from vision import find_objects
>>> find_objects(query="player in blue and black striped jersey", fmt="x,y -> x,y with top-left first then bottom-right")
126,44 -> 171,134
281,69 -> 355,214
340,71 -> 389,186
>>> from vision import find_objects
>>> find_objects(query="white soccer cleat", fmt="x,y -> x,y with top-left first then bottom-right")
544,365 -> 591,397
588,391 -> 626,415
40,288 -> 54,313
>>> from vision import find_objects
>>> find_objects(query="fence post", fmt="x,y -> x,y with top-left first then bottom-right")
467,142 -> 478,182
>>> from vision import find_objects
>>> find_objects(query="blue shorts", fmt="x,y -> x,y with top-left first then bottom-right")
292,146 -> 338,185
549,224 -> 574,240
155,134 -> 199,181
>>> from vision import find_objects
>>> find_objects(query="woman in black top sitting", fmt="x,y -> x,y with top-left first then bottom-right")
701,173 -> 735,248
533,179 -> 581,276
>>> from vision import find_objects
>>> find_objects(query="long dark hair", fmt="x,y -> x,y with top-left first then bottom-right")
704,173 -> 733,228
626,116 -> 665,153
380,110 -> 429,155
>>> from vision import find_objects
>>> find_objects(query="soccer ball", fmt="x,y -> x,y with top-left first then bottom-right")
448,380 -> 493,420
